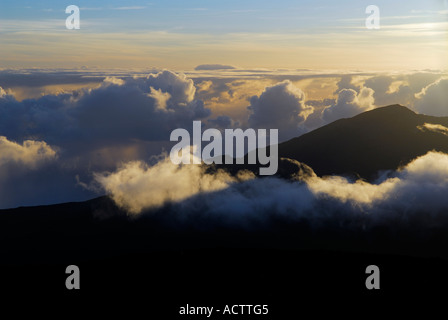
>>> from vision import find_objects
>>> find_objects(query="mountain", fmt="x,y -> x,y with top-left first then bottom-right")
217,104 -> 448,180
278,104 -> 448,180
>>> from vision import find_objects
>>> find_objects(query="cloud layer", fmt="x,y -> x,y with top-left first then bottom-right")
95,151 -> 448,232
94,154 -> 253,214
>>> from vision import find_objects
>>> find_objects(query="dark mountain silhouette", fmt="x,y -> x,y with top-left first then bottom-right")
2,191 -> 448,308
217,105 -> 448,180
278,104 -> 448,180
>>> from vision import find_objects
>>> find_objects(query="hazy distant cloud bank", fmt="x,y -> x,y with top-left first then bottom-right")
195,64 -> 236,71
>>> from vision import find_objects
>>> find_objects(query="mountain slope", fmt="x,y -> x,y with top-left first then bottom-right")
278,104 -> 448,180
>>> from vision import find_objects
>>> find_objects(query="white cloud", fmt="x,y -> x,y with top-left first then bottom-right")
94,153 -> 254,214
0,136 -> 56,168
148,87 -> 172,110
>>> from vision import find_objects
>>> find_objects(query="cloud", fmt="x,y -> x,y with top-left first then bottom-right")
195,64 -> 236,71
0,70 -> 211,208
207,115 -> 238,129
247,80 -> 313,141
0,136 -> 68,209
334,75 -> 360,94
0,70 -> 209,145
414,78 -> 448,116
417,123 -> 448,136
196,80 -> 213,93
363,75 -> 412,107
0,136 -> 56,167
144,70 -> 197,105
96,151 -> 448,233
94,153 -> 254,214
1,69 -> 446,210
322,87 -> 374,123
0,87 -> 6,97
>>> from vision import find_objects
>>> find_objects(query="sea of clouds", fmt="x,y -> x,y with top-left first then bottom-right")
0,69 -> 447,212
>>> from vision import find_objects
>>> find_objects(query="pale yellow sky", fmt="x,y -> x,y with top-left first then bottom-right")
0,22 -> 446,71
1,1 -> 447,72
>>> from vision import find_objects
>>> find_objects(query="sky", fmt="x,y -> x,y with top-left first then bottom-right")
0,0 -> 447,70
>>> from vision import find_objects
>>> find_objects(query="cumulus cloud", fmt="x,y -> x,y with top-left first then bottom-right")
248,80 -> 314,141
322,87 -> 374,123
0,136 -> 56,167
0,70 -> 210,145
359,73 -> 446,115
145,70 -> 196,105
94,153 -> 254,214
414,78 -> 448,116
0,70 -> 212,208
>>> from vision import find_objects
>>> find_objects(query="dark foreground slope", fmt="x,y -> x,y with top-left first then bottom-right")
279,105 -> 448,180
1,196 -> 447,315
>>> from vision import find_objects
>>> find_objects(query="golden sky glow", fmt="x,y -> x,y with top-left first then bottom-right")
0,1 -> 447,71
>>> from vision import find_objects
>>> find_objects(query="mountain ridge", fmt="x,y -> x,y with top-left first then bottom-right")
277,104 -> 448,180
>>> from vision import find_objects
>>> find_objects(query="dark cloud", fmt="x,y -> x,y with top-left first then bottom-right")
334,75 -> 360,94
207,115 -> 239,129
247,80 -> 313,141
305,98 -> 335,107
0,70 -> 210,145
322,87 -> 374,123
